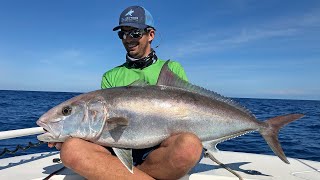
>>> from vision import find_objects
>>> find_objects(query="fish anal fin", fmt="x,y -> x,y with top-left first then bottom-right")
205,150 -> 244,180
203,131 -> 250,153
203,140 -> 219,152
112,148 -> 133,173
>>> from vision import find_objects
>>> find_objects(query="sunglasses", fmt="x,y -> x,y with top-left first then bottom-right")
117,29 -> 147,40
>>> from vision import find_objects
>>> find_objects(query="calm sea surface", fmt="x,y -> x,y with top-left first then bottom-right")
0,90 -> 319,161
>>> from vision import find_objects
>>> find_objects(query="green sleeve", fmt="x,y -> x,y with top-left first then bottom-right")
101,72 -> 112,89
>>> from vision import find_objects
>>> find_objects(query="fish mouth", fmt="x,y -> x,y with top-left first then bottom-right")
37,132 -> 57,142
36,121 -> 60,142
36,121 -> 51,133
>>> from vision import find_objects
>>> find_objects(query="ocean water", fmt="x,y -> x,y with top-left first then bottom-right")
0,90 -> 319,162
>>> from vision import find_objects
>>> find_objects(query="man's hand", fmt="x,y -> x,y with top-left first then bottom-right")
48,142 -> 63,150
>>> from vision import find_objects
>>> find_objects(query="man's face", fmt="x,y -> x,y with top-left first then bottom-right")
120,26 -> 154,59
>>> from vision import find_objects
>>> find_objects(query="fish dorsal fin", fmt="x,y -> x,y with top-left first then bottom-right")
112,148 -> 133,173
129,80 -> 149,87
157,61 -> 255,118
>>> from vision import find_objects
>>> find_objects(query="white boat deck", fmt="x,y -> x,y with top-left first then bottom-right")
0,151 -> 319,180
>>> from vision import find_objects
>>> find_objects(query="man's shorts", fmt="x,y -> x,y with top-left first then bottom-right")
107,145 -> 160,166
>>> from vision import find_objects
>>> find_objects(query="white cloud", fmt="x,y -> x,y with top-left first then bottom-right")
163,9 -> 319,58
221,28 -> 297,44
165,28 -> 299,58
38,49 -> 85,66
276,9 -> 320,28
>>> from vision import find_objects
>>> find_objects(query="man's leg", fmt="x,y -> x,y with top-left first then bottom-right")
60,132 -> 202,180
137,133 -> 203,179
60,138 -> 154,180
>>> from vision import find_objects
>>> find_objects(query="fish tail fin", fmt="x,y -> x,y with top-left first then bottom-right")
260,114 -> 304,164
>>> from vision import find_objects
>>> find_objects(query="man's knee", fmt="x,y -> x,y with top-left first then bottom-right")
171,133 -> 203,170
60,138 -> 111,169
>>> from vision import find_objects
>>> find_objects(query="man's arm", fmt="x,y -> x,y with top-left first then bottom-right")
101,72 -> 113,89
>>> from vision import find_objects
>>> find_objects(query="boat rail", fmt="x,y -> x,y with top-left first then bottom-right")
0,127 -> 44,140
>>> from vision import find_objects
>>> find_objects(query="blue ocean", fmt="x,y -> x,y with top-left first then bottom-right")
0,90 -> 319,162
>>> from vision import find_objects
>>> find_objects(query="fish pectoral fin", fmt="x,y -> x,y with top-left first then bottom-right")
106,117 -> 129,130
112,148 -> 133,173
203,140 -> 220,152
106,117 -> 129,142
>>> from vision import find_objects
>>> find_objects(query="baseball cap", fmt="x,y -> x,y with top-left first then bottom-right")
113,6 -> 155,31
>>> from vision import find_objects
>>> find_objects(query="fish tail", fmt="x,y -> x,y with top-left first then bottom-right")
260,114 -> 304,164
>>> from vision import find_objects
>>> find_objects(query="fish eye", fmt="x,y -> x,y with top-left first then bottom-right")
62,106 -> 72,116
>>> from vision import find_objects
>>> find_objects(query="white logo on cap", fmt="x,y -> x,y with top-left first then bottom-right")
125,9 -> 134,16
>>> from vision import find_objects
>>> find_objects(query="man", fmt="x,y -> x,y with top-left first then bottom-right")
53,6 -> 203,179
101,6 -> 188,88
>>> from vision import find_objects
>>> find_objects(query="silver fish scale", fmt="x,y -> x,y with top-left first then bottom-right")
170,80 -> 256,120
95,85 -> 261,149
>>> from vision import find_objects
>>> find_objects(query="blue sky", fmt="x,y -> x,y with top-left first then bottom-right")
0,0 -> 319,100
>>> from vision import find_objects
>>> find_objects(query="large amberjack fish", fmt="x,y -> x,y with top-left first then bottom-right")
37,61 -> 304,173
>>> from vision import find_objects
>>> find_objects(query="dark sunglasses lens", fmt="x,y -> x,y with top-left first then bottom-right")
118,31 -> 125,39
130,30 -> 142,38
118,29 -> 144,39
